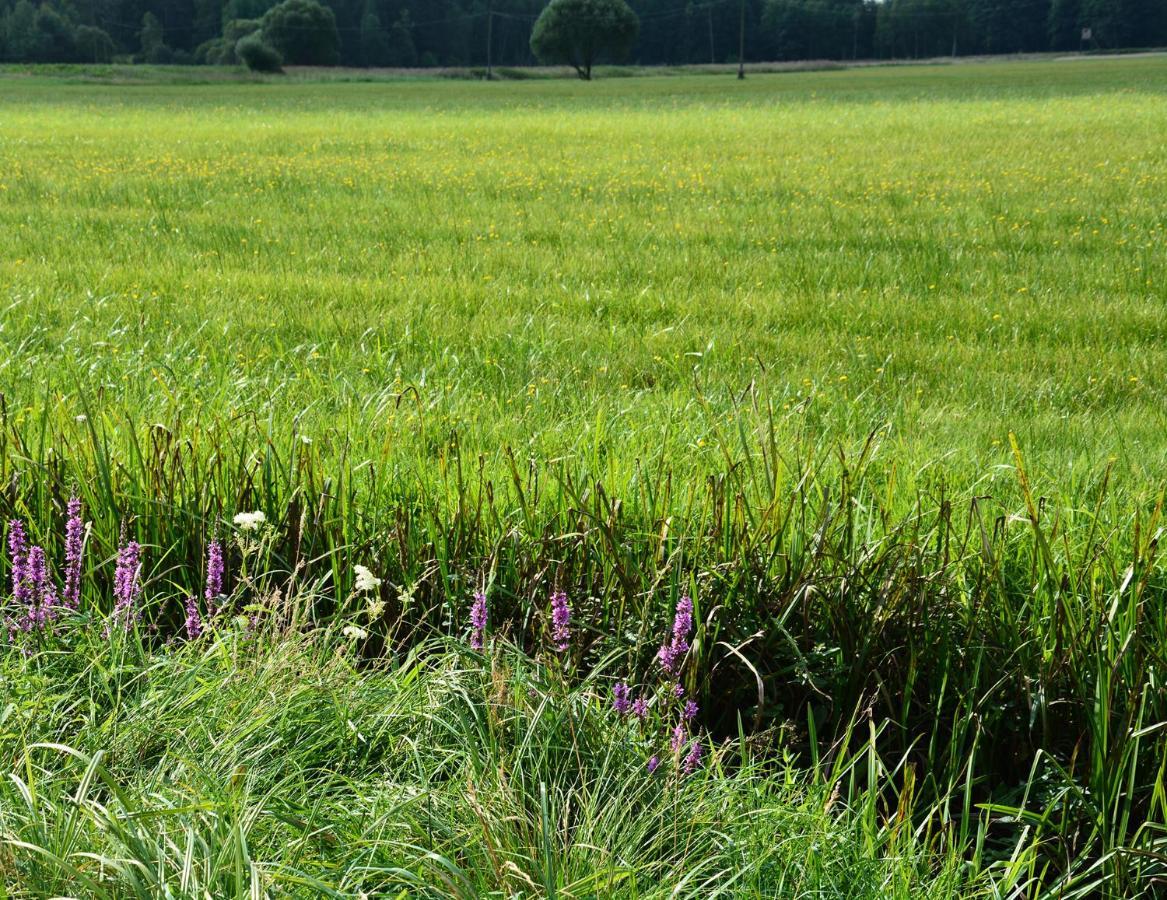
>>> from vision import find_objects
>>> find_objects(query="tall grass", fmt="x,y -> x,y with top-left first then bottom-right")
2,59 -> 1166,895
2,406 -> 1164,894
3,622 -> 1001,898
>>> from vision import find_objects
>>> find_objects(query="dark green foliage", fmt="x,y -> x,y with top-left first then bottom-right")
138,10 -> 164,59
530,0 -> 639,79
30,4 -> 75,60
260,0 -> 338,65
386,9 -> 416,66
74,25 -> 116,62
2,0 -> 38,59
0,0 -> 1165,67
196,17 -> 259,64
358,8 -> 389,66
236,30 -> 281,69
763,0 -> 873,61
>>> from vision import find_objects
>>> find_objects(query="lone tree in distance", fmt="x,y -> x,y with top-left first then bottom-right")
530,0 -> 639,81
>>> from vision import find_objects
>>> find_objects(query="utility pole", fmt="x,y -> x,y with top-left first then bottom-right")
486,3 -> 493,80
737,0 -> 746,79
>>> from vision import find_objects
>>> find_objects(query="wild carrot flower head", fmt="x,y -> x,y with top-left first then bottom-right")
233,511 -> 266,532
353,565 -> 381,593
613,681 -> 631,714
469,589 -> 487,650
550,590 -> 571,652
63,498 -> 85,610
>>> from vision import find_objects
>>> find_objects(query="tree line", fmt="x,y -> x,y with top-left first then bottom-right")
1,0 -> 1163,67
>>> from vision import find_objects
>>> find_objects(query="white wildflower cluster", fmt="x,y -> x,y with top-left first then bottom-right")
233,511 -> 266,532
353,565 -> 382,593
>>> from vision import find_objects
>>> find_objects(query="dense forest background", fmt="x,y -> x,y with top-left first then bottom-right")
1,0 -> 1165,68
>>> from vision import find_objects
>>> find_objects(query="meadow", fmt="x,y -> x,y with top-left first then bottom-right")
1,57 -> 1167,896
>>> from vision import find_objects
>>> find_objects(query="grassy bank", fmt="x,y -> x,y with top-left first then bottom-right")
0,619 -> 1036,897
1,57 -> 1166,895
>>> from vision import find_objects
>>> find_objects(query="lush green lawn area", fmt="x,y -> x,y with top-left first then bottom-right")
2,58 -> 1165,501
2,59 -> 1167,896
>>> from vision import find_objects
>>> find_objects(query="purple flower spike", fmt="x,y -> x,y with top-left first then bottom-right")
550,590 -> 571,652
469,589 -> 487,650
682,739 -> 704,775
184,595 -> 203,639
8,520 -> 30,608
670,723 -> 687,754
672,595 -> 694,645
647,754 -> 661,774
613,682 -> 631,715
657,594 -> 695,678
112,540 -> 142,631
205,539 -> 224,615
24,545 -> 58,631
656,642 -> 678,677
631,697 -> 649,719
63,498 -> 85,610
683,700 -> 699,721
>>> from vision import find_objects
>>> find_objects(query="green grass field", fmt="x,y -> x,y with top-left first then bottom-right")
2,59 -> 1165,491
2,58 -> 1167,896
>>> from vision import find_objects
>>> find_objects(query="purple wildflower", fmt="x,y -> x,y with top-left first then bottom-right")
550,590 -> 571,652
613,682 -> 632,715
673,683 -> 685,699
673,595 -> 693,644
631,697 -> 649,719
24,545 -> 58,631
184,595 -> 203,640
647,754 -> 661,774
657,594 -> 695,677
683,700 -> 699,721
657,642 -> 678,677
670,723 -> 687,753
205,539 -> 224,615
469,589 -> 487,650
63,498 -> 84,610
682,739 -> 704,775
112,540 -> 142,630
8,520 -> 30,608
